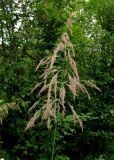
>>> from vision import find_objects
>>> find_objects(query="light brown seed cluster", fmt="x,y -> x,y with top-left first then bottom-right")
26,11 -> 100,131
0,102 -> 17,124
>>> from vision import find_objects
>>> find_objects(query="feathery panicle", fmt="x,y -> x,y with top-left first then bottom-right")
29,101 -> 39,112
83,80 -> 101,92
26,11 -> 100,130
47,117 -> 51,129
54,42 -> 65,54
40,66 -> 57,81
45,56 -> 52,69
68,42 -> 75,57
37,84 -> 49,97
35,58 -> 46,72
50,53 -> 57,69
67,51 -> 79,81
78,83 -> 90,99
60,87 -> 66,117
26,110 -> 41,130
0,102 -> 18,124
53,73 -> 58,99
35,56 -> 51,72
29,83 -> 41,95
61,32 -> 70,44
42,100 -> 53,121
69,104 -> 83,132
68,74 -> 78,100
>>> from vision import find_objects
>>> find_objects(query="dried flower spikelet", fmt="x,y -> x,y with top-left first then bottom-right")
67,51 -> 79,81
64,50 -> 68,60
29,101 -> 39,112
60,87 -> 66,116
45,57 -> 52,69
37,84 -> 49,97
26,111 -> 40,130
36,56 -> 51,72
66,12 -> 76,34
68,74 -> 78,100
52,106 -> 57,121
50,52 -> 57,69
83,80 -> 101,92
29,83 -> 41,95
45,73 -> 58,102
67,18 -> 73,28
42,108 -> 50,120
41,68 -> 57,84
54,42 -> 65,54
53,73 -> 58,99
60,87 -> 66,106
40,68 -> 51,79
61,32 -> 70,44
7,102 -> 17,110
57,102 -> 60,113
35,58 -> 45,72
69,12 -> 76,18
69,104 -> 83,132
78,83 -> 90,99
42,100 -> 52,120
47,117 -> 51,129
66,18 -> 73,34
50,73 -> 58,86
68,42 -> 75,56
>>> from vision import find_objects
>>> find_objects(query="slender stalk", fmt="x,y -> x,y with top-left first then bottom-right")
0,124 -> 2,154
51,122 -> 57,160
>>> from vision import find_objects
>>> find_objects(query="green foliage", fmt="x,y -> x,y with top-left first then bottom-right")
0,0 -> 114,159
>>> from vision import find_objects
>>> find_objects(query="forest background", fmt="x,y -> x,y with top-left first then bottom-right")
0,0 -> 114,160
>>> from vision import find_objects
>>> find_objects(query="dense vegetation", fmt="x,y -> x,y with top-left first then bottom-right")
0,0 -> 114,159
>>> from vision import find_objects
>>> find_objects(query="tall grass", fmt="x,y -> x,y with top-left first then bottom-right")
26,12 -> 100,130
